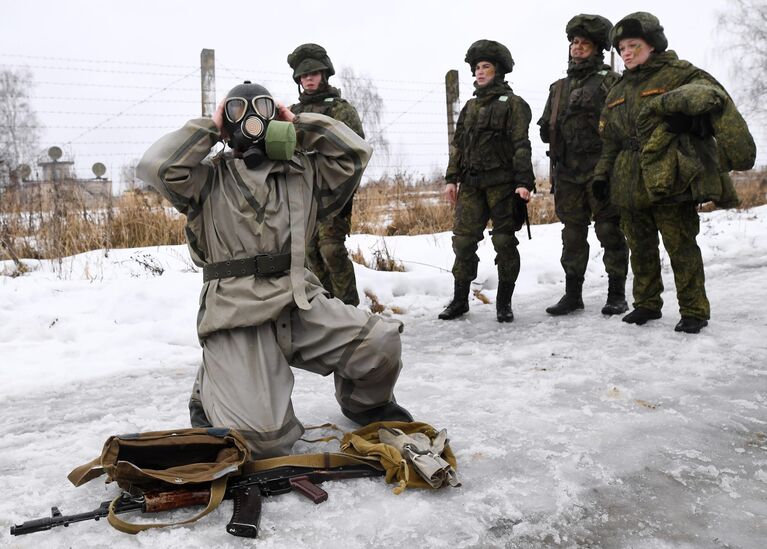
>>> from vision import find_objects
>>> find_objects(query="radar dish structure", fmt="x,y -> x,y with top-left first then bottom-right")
48,146 -> 63,161
92,162 -> 107,178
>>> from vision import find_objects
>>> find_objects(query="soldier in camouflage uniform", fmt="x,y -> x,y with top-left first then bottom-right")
593,12 -> 738,334
539,14 -> 629,317
441,40 -> 535,323
288,44 -> 365,306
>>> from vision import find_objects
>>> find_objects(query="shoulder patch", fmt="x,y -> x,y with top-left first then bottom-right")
324,97 -> 334,103
640,88 -> 667,97
598,70 -> 609,76
607,98 -> 625,109
498,96 -> 509,102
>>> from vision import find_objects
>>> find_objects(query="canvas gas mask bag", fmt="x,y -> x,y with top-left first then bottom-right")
67,427 -> 251,534
339,421 -> 460,494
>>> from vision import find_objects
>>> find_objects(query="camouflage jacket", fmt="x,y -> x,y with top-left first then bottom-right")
538,56 -> 619,185
445,80 -> 535,190
594,51 -> 728,210
290,85 -> 365,138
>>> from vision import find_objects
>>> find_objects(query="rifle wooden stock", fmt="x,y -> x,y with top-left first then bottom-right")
142,489 -> 211,513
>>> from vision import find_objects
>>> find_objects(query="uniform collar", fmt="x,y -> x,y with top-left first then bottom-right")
298,85 -> 341,105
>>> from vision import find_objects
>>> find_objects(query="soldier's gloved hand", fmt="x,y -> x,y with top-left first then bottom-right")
592,178 -> 610,202
664,113 -> 694,134
690,114 -> 714,138
378,427 -> 460,488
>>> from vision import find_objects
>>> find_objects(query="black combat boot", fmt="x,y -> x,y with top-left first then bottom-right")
622,307 -> 662,325
545,276 -> 584,316
496,281 -> 514,323
342,400 -> 414,426
674,317 -> 708,334
601,276 -> 629,315
438,280 -> 471,320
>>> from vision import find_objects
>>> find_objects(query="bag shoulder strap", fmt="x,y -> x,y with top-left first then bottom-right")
67,456 -> 105,487
106,476 -> 227,535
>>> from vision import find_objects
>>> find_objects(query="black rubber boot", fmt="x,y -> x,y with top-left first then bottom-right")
546,276 -> 584,316
622,307 -> 662,325
674,317 -> 708,334
342,400 -> 414,426
189,397 -> 212,428
438,280 -> 471,320
496,282 -> 514,323
601,276 -> 629,315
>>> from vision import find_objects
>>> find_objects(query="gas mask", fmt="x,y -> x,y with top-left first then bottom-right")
222,81 -> 296,168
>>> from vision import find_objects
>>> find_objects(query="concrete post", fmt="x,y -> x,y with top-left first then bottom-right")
201,49 -> 216,117
445,69 -> 460,151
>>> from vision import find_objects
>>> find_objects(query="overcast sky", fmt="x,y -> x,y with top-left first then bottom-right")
1,0 -> 761,185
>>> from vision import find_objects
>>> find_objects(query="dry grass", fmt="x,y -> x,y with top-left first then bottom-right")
720,169 -> 767,211
0,188 -> 185,262
353,172 -> 558,236
363,289 -> 405,315
2,169 -> 765,266
353,172 -> 455,236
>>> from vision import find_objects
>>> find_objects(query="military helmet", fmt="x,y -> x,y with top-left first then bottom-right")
465,39 -> 514,75
566,14 -> 613,51
287,43 -> 335,83
610,12 -> 668,52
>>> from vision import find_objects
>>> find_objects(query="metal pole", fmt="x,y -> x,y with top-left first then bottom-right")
201,49 -> 216,117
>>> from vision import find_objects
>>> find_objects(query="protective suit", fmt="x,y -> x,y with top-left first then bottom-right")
137,109 -> 409,455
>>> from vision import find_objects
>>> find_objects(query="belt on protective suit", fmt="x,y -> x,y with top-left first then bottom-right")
202,253 -> 291,282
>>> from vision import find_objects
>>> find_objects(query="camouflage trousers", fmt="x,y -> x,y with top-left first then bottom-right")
621,202 -> 710,319
554,180 -> 628,281
451,184 -> 522,283
306,207 -> 360,307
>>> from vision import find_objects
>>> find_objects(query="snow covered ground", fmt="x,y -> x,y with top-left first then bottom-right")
1,206 -> 766,548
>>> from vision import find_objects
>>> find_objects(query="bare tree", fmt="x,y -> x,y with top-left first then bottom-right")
337,67 -> 390,160
718,0 -> 767,123
120,158 -> 141,192
0,68 -> 41,170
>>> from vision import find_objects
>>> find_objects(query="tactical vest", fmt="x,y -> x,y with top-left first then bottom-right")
556,68 -> 614,180
458,94 -> 517,186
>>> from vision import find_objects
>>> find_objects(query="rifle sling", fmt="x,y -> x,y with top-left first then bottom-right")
548,78 -> 566,191
240,452 -> 384,475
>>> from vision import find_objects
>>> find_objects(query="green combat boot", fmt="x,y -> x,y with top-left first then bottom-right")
601,276 -> 629,315
546,276 -> 584,315
438,280 -> 471,320
496,282 -> 515,323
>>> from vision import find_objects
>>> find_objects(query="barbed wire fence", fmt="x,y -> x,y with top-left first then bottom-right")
2,51 -> 766,191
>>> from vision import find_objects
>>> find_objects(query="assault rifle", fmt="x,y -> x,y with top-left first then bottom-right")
11,463 -> 384,539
